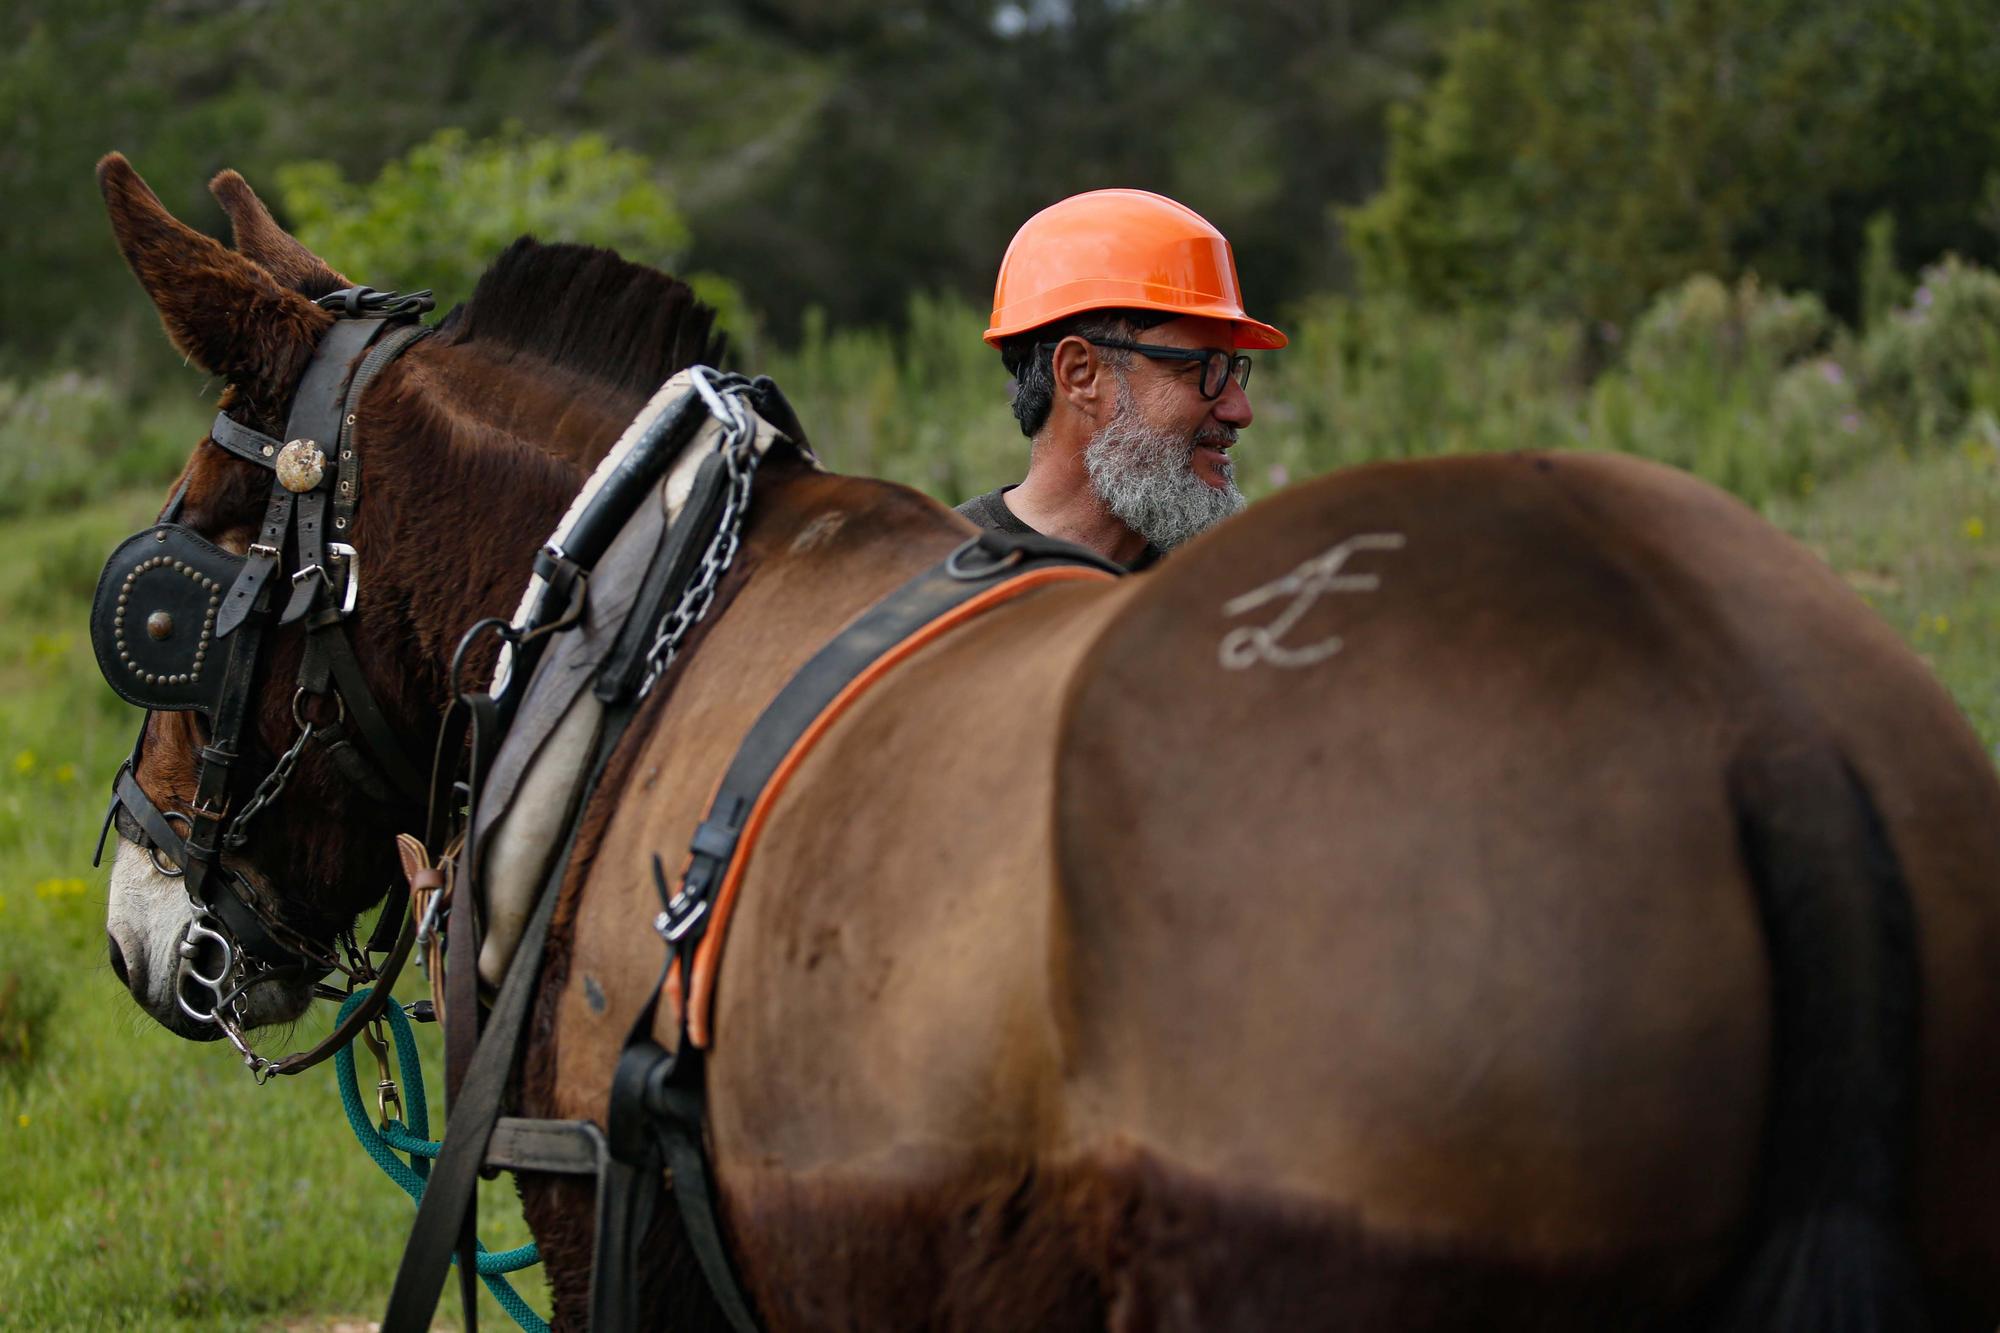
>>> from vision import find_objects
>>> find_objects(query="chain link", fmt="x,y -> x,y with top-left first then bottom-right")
223,717 -> 314,849
635,370 -> 767,699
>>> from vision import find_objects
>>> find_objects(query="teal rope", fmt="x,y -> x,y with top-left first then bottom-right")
335,988 -> 547,1333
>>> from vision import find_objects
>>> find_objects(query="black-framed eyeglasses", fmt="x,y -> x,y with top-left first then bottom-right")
1043,338 -> 1254,400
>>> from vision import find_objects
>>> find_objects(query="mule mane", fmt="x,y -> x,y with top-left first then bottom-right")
431,238 -> 725,398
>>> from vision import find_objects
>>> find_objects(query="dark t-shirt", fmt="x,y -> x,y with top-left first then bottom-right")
954,486 -> 1161,571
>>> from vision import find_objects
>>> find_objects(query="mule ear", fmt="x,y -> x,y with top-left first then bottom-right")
98,152 -> 329,393
208,168 -> 351,296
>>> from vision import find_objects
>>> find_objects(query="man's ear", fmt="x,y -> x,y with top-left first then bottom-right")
1050,335 -> 1111,423
209,169 -> 351,297
99,152 -> 331,397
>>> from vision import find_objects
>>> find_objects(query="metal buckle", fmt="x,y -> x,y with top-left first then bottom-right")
654,888 -> 710,943
248,542 -> 281,561
328,542 -> 359,616
288,543 -> 360,618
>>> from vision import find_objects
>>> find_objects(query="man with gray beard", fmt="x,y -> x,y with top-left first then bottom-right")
957,188 -> 1285,569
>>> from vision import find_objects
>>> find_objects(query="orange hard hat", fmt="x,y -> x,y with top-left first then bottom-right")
984,188 -> 1286,350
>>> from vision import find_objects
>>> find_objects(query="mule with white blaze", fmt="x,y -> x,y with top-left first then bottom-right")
91,154 -> 2000,1331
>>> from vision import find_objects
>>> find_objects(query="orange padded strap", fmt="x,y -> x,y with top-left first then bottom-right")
679,563 -> 1112,1046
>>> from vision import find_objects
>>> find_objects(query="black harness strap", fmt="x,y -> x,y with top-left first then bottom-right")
589,535 -> 1118,1333
208,411 -> 285,466
382,688 -> 635,1332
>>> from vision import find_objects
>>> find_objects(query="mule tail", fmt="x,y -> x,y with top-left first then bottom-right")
1717,743 -> 1927,1332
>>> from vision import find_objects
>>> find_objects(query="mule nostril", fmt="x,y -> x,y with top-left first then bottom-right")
108,932 -> 131,988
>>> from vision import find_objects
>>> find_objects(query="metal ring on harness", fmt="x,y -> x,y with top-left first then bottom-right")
149,809 -> 192,877
292,686 -> 347,729
944,537 -> 1027,580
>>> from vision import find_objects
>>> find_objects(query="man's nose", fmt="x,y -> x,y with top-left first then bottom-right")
1213,376 -> 1253,429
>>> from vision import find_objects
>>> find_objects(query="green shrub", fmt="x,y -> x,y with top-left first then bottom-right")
0,372 -> 202,521
761,293 -> 1023,504
277,127 -> 698,311
1861,256 -> 2000,446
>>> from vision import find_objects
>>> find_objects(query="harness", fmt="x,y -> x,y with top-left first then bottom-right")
382,372 -> 1123,1332
89,286 -> 437,1078
91,304 -> 1123,1328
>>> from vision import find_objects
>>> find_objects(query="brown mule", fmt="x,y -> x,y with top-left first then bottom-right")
94,157 -> 2000,1331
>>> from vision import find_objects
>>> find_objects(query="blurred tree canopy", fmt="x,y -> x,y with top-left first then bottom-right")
1343,0 -> 2000,329
1,0 -> 1447,372
5,0 -> 1995,379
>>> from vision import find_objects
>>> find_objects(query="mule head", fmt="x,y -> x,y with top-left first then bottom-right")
97,155 -> 421,1038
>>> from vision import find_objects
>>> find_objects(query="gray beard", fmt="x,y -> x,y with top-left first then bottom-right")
1083,386 -> 1246,553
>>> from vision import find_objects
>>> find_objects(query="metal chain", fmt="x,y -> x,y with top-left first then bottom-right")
634,371 -> 767,699
223,717 -> 315,849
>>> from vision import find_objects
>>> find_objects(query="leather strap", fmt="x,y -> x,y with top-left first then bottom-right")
593,448 -> 732,706
485,1117 -> 606,1175
381,788 -> 590,1330
280,487 -> 330,625
334,323 -> 433,546
312,627 -> 429,804
215,487 -> 294,639
444,692 -> 500,1105
208,411 -> 285,468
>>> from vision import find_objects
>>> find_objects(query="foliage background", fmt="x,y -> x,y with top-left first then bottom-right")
2,0 -> 1997,1327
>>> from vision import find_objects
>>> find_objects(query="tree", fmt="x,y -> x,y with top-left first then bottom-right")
1342,0 -> 2000,327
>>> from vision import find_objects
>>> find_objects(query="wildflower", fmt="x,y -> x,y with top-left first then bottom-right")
11,751 -> 33,777
1967,517 -> 1987,541
33,877 -> 85,899
53,763 -> 75,785
1840,412 -> 1862,434
1916,285 -> 1934,309
15,1114 -> 27,1130
1266,463 -> 1290,489
1933,614 -> 1951,635
1819,360 -> 1845,387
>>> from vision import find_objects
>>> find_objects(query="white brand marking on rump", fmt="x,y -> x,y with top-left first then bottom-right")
1218,532 -> 1406,670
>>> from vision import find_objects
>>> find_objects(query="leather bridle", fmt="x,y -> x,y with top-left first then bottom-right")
90,286 -> 438,1079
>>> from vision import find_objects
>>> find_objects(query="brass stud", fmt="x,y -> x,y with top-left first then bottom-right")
262,444 -> 275,457
154,530 -> 168,542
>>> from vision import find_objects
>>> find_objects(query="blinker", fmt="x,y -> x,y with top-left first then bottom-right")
90,524 -> 246,719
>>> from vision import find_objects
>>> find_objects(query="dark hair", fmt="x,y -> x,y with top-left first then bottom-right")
999,308 -> 1177,438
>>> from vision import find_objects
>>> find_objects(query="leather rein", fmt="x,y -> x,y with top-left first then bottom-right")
90,286 -> 437,1081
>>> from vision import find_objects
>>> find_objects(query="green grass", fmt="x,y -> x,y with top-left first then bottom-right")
1770,435 -> 2000,750
0,495 -> 547,1330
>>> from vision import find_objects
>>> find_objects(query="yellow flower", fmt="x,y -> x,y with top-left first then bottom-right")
33,877 -> 85,900
1933,614 -> 1951,635
1965,517 -> 1987,541
53,763 -> 76,785
15,1114 -> 27,1130
11,751 -> 34,777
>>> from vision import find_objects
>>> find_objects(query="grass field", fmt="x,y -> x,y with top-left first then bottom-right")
0,430 -> 1993,1329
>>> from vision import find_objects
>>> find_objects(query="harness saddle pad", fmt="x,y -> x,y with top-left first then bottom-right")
468,392 -> 790,898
